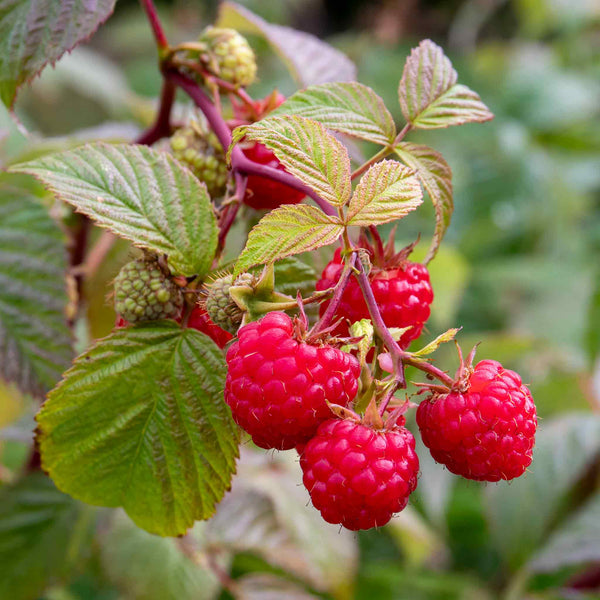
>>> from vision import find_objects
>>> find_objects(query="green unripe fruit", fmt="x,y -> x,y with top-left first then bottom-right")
198,27 -> 257,88
170,124 -> 229,199
114,258 -> 183,323
205,273 -> 254,334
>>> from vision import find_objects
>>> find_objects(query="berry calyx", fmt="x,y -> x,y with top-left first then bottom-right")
114,257 -> 183,323
416,359 -> 537,482
198,27 -> 256,88
224,312 -> 360,450
187,306 -> 233,348
205,272 -> 254,334
316,245 -> 433,348
299,418 -> 419,530
170,123 -> 228,199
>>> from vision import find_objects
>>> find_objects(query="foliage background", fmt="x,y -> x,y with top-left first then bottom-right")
0,0 -> 599,598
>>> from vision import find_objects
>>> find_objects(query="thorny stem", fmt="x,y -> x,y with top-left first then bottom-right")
135,79 -> 176,145
216,172 -> 247,260
310,252 -> 358,337
139,0 -> 169,51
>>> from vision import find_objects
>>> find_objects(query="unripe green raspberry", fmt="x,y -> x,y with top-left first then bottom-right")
199,27 -> 257,88
170,123 -> 229,199
114,258 -> 183,323
205,273 -> 254,334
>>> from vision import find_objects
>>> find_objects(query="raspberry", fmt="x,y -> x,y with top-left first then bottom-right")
299,418 -> 419,530
170,124 -> 228,199
187,306 -> 233,349
242,142 -> 305,210
114,258 -> 183,323
416,360 -> 537,482
316,248 -> 433,348
224,312 -> 360,450
199,27 -> 256,88
205,273 -> 254,334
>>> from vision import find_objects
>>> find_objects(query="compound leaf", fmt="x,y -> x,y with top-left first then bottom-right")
399,40 -> 493,129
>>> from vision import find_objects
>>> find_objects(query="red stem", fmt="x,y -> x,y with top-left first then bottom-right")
309,252 -> 357,337
139,0 -> 169,50
135,79 -> 176,145
167,70 -> 338,217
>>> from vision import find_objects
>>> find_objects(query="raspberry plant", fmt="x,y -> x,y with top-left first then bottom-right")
0,0 -> 557,597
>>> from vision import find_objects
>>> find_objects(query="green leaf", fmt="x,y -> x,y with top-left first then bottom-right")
529,490 -> 600,573
0,473 -> 96,600
216,2 -> 356,86
0,0 -> 116,107
346,160 -> 423,226
235,205 -> 343,277
236,575 -> 320,600
37,322 -> 239,536
398,40 -> 493,129
11,143 -> 218,278
100,511 -> 220,600
234,115 -> 352,207
411,328 -> 460,357
395,143 -> 453,263
0,179 -> 72,396
272,257 -> 317,297
586,269 -> 600,365
485,413 -> 600,569
270,82 -> 396,145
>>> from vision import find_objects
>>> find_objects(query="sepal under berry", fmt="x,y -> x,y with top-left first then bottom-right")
114,257 -> 183,323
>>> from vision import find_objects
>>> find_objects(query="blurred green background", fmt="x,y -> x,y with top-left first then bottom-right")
1,0 -> 599,599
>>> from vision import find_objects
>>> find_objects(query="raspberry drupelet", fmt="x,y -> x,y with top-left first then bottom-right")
416,359 -> 537,482
224,312 -> 360,450
299,418 -> 420,530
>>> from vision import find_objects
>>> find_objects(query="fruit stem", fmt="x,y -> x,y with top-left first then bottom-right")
215,171 -> 247,261
167,70 -> 338,218
135,79 -> 176,145
139,0 -> 169,52
310,252 -> 358,338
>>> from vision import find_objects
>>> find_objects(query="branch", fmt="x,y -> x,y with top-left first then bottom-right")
135,79 -> 176,145
139,0 -> 169,51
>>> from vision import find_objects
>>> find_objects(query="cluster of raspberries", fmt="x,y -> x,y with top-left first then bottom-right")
224,311 -> 537,531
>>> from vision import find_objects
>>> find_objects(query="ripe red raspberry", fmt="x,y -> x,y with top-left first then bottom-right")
224,312 -> 360,450
416,360 -> 537,482
300,418 -> 419,530
242,142 -> 305,210
316,248 -> 433,348
187,306 -> 233,349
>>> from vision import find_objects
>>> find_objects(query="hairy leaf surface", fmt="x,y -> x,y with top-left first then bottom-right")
271,82 -> 395,145
235,205 -> 343,276
399,40 -> 493,129
37,323 -> 239,536
0,0 -> 116,107
12,143 -> 217,277
0,180 -> 71,396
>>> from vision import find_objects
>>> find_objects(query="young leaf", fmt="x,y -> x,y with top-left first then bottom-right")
11,143 -> 218,277
398,40 -> 493,129
346,160 -> 423,226
270,82 -> 396,146
235,205 -> 343,277
0,473 -> 96,600
395,143 -> 453,263
216,1 -> 356,86
0,180 -> 72,397
234,115 -> 352,207
411,328 -> 460,357
37,322 -> 239,537
0,0 -> 116,108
